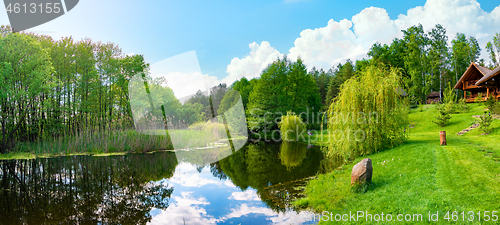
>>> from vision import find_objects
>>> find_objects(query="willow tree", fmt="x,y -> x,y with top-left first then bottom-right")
279,111 -> 306,142
327,65 -> 408,160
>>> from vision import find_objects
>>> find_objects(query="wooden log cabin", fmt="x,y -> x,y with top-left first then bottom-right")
454,62 -> 500,102
426,91 -> 440,104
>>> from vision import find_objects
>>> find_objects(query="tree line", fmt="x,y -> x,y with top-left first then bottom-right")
368,24 -> 499,104
230,24 -> 499,135
1,23 -> 499,153
0,25 -> 152,153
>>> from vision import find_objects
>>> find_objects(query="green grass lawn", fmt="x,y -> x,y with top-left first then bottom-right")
296,103 -> 500,224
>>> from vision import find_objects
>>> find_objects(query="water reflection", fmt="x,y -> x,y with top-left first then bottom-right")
279,141 -> 309,169
0,153 -> 177,224
216,141 -> 323,212
150,162 -> 317,225
0,142 -> 322,224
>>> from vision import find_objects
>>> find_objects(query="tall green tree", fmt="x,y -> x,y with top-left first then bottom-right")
0,26 -> 154,153
485,33 -> 500,67
428,24 -> 449,99
247,56 -> 321,131
403,24 -> 429,103
0,32 -> 55,152
231,77 -> 255,109
325,60 -> 355,105
451,33 -> 481,98
310,67 -> 331,106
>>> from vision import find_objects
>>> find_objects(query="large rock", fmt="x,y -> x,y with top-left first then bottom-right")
351,158 -> 373,185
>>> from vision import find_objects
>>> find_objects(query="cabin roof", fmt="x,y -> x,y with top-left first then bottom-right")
427,91 -> 440,98
475,64 -> 493,76
475,65 -> 500,86
454,62 -> 499,89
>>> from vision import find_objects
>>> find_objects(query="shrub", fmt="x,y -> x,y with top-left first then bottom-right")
279,111 -> 307,141
441,82 -> 469,114
492,104 -> 500,115
444,101 -> 457,114
457,98 -> 470,113
327,65 -> 408,160
474,93 -> 484,102
442,82 -> 456,104
479,111 -> 493,134
485,96 -> 500,115
433,103 -> 452,127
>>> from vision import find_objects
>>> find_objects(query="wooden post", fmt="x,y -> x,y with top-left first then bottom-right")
463,82 -> 466,100
440,131 -> 446,146
487,88 -> 490,99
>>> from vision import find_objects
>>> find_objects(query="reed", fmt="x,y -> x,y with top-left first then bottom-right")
12,129 -> 173,156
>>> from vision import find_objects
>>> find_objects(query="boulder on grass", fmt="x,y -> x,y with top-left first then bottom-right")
351,158 -> 373,185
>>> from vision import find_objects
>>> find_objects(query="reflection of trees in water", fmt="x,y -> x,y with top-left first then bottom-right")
279,141 -> 308,170
215,142 -> 323,212
0,152 -> 178,225
210,161 -> 228,180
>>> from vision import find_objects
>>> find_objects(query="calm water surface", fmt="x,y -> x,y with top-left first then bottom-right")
0,142 -> 330,224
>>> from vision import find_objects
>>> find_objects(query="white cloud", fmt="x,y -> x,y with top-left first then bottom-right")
393,0 -> 500,64
287,18 -> 365,69
225,41 -> 284,84
352,7 -> 400,47
228,189 -> 260,201
226,0 -> 500,76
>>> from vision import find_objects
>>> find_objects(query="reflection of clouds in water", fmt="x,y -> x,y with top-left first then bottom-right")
167,163 -> 219,187
224,179 -> 237,189
152,163 -> 316,224
220,204 -> 316,225
149,192 -> 217,225
176,192 -> 210,206
221,204 -> 275,219
269,211 -> 316,225
150,198 -> 315,225
229,189 -> 260,201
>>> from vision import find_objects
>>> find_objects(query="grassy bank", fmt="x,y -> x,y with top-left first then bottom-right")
295,103 -> 500,224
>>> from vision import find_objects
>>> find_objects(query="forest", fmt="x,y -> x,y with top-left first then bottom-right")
0,23 -> 499,154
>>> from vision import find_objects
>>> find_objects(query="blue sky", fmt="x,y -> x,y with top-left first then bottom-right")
1,0 -> 499,90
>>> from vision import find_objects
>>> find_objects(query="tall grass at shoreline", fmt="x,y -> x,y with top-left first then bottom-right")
7,120 -> 246,157
12,129 -> 173,156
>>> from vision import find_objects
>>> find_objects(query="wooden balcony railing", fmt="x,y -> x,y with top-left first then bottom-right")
465,79 -> 479,89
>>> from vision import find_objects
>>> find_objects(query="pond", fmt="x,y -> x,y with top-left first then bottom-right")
0,141 -> 331,224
